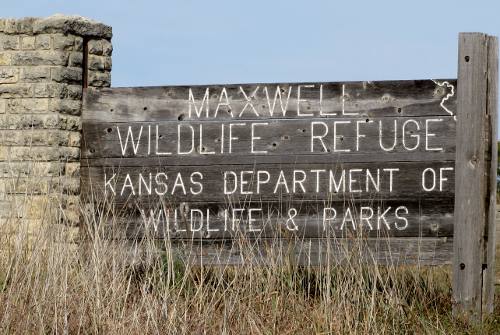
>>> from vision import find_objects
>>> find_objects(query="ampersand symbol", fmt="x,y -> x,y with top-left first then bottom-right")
285,208 -> 298,231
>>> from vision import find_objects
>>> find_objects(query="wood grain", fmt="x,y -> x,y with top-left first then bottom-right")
81,161 -> 455,203
161,237 -> 453,266
82,79 -> 459,267
83,80 -> 457,122
452,33 -> 490,319
483,35 -> 498,315
81,117 -> 455,159
88,199 -> 454,239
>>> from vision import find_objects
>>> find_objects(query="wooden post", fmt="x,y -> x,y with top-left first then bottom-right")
483,35 -> 498,315
453,32 -> 498,320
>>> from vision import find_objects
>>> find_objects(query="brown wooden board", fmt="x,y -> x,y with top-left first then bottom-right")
82,79 -> 458,264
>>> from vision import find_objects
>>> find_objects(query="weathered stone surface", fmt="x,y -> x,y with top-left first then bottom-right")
65,162 -> 80,177
1,15 -> 111,39
0,161 -> 64,177
102,39 -> 112,56
11,50 -> 69,66
66,85 -> 82,100
61,178 -> 80,195
56,130 -> 74,146
59,115 -> 81,131
59,146 -> 80,160
0,114 -> 58,129
88,39 -> 112,57
0,219 -> 48,237
6,98 -> 49,113
68,52 -> 83,67
0,147 -> 8,160
20,36 -> 35,50
33,83 -> 67,98
33,14 -> 112,39
0,194 -> 56,219
104,56 -> 112,71
0,177 -> 54,195
0,52 -> 11,65
20,67 -> 51,82
74,36 -> 83,51
49,98 -> 81,115
0,84 -> 32,98
8,146 -> 79,161
67,131 -> 81,147
8,146 -> 57,161
52,33 -> 75,50
34,34 -> 51,49
87,39 -> 103,55
60,194 -> 80,224
87,55 -> 112,71
0,181 -> 5,200
2,18 -> 36,34
0,14 -> 112,232
0,68 -> 19,83
0,219 -> 50,238
0,129 -> 63,146
88,71 -> 111,87
0,35 -> 19,50
88,54 -> 105,71
51,67 -> 82,84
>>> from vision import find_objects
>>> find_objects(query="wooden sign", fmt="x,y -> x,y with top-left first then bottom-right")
81,33 -> 497,320
82,79 -> 456,252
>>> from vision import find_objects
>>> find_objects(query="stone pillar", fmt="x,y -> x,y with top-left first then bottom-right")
0,15 -> 112,239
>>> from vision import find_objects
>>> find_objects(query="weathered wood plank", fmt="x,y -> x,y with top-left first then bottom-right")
453,32 -> 490,320
81,116 -> 456,159
81,152 -> 456,166
81,161 -> 455,203
160,237 -> 453,266
81,78 -> 459,269
483,35 -> 498,315
89,200 -> 454,239
83,80 -> 457,122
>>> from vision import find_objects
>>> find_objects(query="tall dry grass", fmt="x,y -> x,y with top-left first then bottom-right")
0,195 -> 499,334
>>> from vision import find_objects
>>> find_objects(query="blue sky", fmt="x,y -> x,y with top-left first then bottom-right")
3,0 -> 500,133
3,0 -> 499,86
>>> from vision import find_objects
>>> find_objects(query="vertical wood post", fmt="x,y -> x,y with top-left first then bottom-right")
82,37 -> 89,89
453,32 -> 498,320
483,35 -> 498,315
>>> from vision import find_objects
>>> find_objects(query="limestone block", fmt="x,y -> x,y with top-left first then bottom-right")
34,34 -> 51,49
49,98 -> 81,115
88,71 -> 111,88
20,36 -> 35,50
0,52 -> 12,65
0,35 -> 19,50
52,33 -> 75,51
6,98 -> 49,113
11,50 -> 69,66
51,67 -> 82,84
0,83 -> 32,98
64,162 -> 80,177
68,51 -> 83,67
0,67 -> 19,83
33,83 -> 67,98
20,67 -> 51,82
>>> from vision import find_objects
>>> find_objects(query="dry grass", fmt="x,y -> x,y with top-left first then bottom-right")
0,198 -> 500,334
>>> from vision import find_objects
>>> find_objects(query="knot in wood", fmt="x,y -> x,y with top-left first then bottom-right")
468,156 -> 478,168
